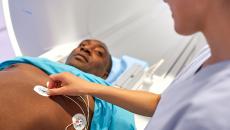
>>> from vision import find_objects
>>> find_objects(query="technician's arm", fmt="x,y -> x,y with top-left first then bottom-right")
90,83 -> 160,117
47,72 -> 160,117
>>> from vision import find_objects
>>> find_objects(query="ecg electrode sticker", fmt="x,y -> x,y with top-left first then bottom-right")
33,85 -> 49,97
72,113 -> 87,130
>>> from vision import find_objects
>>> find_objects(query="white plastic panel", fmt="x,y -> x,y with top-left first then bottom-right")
88,0 -> 161,37
0,0 -> 15,62
6,0 -> 90,56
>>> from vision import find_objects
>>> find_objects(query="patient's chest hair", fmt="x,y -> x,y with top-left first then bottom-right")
33,85 -> 90,130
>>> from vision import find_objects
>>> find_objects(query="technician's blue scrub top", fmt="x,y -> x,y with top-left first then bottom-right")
145,48 -> 230,129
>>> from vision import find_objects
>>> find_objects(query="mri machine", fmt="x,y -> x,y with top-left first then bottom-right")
1,0 -> 208,129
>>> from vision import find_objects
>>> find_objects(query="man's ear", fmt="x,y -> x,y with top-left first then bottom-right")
102,71 -> 109,79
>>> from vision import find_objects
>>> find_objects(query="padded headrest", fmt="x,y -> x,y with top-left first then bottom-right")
106,55 -> 148,84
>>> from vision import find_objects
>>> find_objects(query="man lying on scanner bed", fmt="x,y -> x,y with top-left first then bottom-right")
0,39 -> 135,130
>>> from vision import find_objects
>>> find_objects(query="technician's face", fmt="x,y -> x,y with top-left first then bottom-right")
164,0 -> 207,35
66,40 -> 110,79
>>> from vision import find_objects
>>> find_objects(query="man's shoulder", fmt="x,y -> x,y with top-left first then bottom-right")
1,56 -> 111,85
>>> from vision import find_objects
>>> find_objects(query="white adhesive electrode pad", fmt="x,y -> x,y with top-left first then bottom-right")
72,113 -> 87,130
33,85 -> 49,97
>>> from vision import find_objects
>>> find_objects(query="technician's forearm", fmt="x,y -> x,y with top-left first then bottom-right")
89,83 -> 161,117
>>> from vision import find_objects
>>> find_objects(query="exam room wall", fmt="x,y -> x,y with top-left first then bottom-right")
0,0 -> 15,62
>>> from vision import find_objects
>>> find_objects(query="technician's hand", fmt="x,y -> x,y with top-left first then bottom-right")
47,72 -> 94,96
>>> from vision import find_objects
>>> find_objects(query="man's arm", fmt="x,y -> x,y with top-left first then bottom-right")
47,72 -> 160,117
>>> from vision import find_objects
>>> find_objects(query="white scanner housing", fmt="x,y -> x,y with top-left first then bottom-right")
2,0 -> 205,63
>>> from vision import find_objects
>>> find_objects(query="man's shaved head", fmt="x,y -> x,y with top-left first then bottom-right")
66,39 -> 112,79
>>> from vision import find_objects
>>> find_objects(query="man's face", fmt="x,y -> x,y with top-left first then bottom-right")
66,40 -> 110,79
